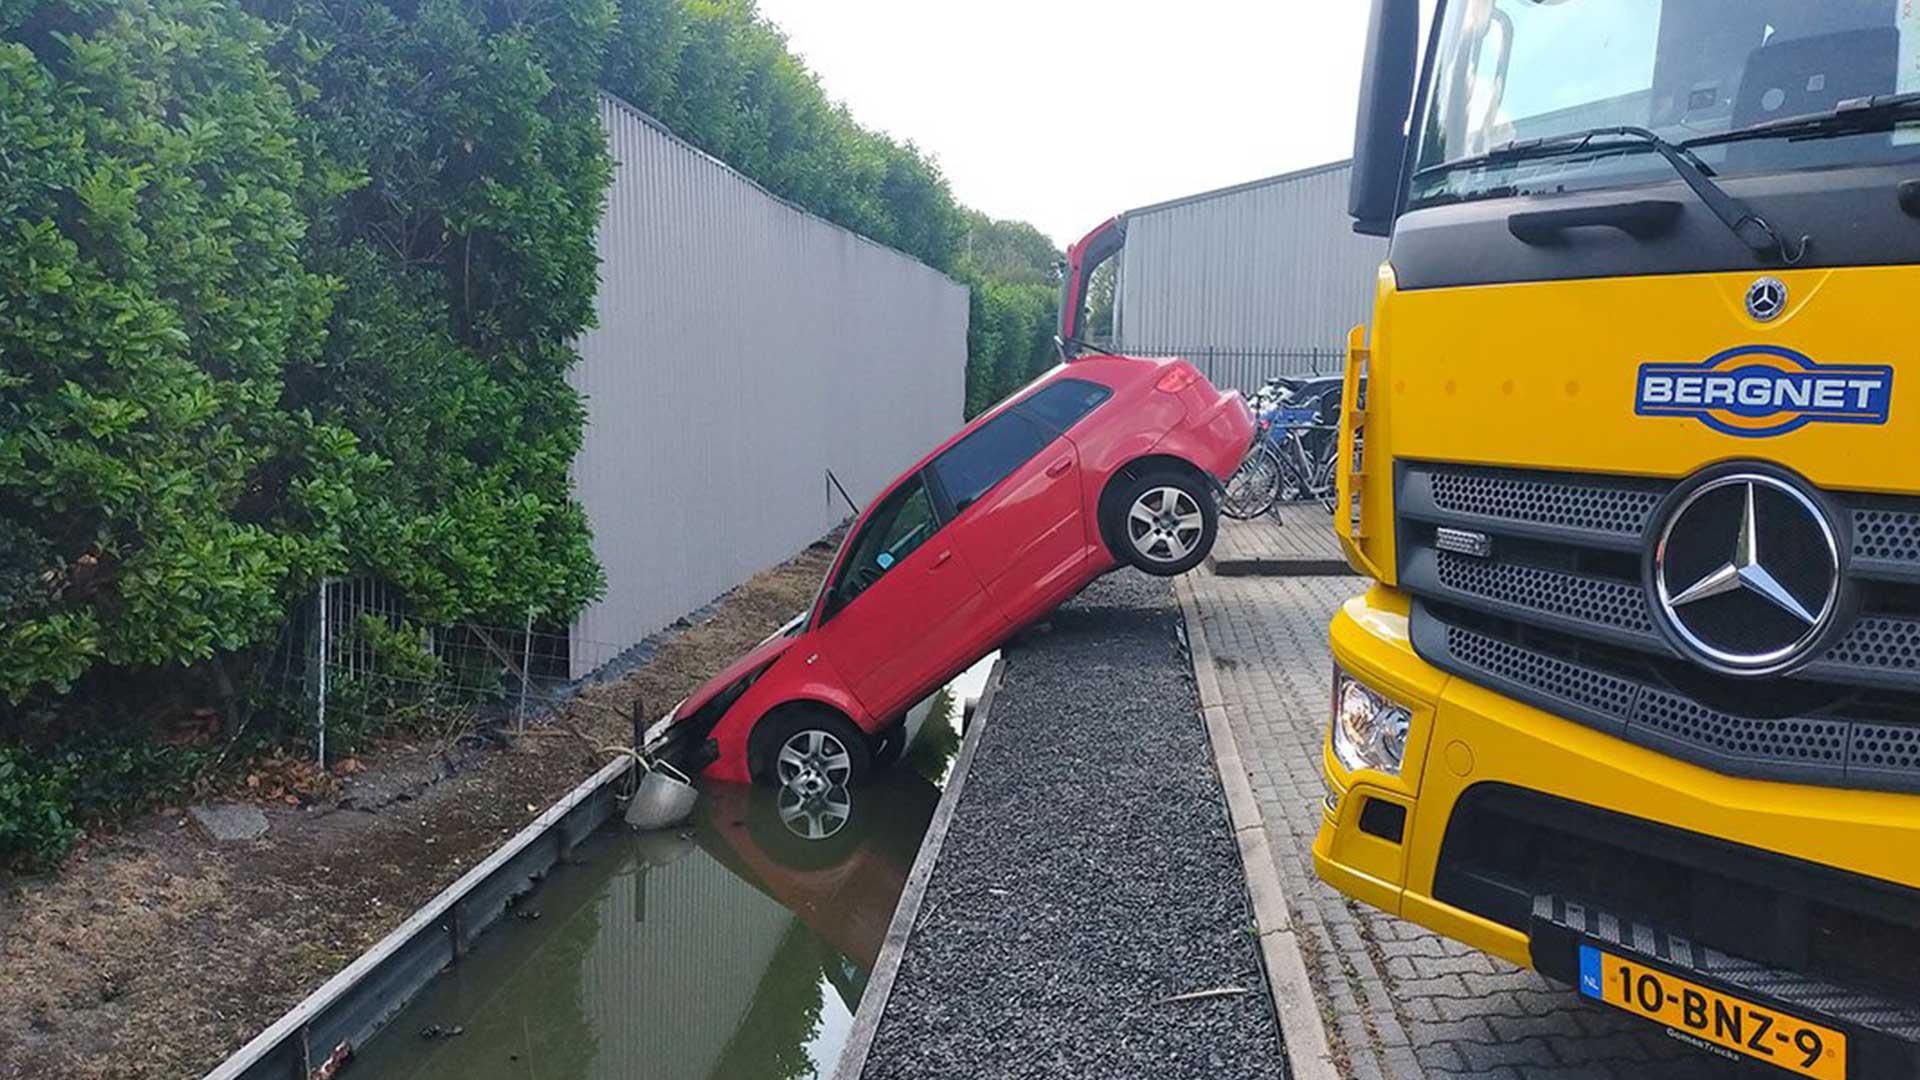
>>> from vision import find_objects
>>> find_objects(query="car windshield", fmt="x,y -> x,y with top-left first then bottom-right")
1410,0 -> 1920,210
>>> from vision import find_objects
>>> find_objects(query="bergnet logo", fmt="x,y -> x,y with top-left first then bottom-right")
1635,345 -> 1894,438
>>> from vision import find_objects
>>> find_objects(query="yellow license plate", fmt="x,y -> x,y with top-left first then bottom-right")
1580,946 -> 1848,1080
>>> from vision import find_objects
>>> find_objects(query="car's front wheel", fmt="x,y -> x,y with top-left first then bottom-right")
1108,469 -> 1218,577
749,705 -> 874,791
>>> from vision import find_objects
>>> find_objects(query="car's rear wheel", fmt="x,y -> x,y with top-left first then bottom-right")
1108,469 -> 1218,576
749,705 -> 874,791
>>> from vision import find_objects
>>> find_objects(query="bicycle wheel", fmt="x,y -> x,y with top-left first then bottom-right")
1314,451 -> 1339,514
1220,444 -> 1283,519
1275,443 -> 1309,505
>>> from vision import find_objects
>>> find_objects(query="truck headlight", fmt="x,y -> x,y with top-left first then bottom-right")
1331,670 -> 1411,775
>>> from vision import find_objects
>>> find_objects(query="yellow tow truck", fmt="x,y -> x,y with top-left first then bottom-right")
1318,2 -> 1920,1076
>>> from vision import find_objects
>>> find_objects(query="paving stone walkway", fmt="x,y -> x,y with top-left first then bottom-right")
1210,507 -> 1348,575
1187,572 -> 1756,1079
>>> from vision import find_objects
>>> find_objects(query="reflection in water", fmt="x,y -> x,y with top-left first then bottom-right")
348,674 -> 974,1080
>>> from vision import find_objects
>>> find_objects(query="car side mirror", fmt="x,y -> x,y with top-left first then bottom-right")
1350,0 -> 1421,238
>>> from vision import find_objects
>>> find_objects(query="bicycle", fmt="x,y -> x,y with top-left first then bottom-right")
1223,391 -> 1343,520
1271,421 -> 1340,515
1221,437 -> 1285,520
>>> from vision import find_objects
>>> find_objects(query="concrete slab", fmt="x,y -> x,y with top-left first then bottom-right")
190,803 -> 270,843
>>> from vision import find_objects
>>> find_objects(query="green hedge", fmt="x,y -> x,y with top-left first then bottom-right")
958,213 -> 1063,417
0,0 -> 348,705
604,0 -> 964,272
0,0 -> 1056,867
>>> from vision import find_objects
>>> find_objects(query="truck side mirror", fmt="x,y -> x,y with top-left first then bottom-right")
1349,0 -> 1421,238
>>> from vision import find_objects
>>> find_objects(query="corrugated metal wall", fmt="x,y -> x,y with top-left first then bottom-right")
570,95 -> 969,677
1114,161 -> 1387,392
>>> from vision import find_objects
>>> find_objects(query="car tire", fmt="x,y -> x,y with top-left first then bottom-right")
749,704 -> 874,791
1107,468 -> 1218,577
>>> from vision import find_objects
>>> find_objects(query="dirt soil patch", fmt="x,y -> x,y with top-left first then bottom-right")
0,536 -> 837,1080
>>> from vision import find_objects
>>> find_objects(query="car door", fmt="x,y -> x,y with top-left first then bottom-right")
808,471 -> 991,722
935,379 -> 1112,627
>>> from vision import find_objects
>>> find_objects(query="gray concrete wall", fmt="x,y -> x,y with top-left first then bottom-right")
1115,161 -> 1386,392
570,94 -> 969,677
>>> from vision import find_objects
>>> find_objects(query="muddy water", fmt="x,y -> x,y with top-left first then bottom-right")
348,656 -> 993,1080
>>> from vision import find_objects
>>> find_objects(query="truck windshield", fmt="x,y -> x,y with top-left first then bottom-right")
1410,0 -> 1920,210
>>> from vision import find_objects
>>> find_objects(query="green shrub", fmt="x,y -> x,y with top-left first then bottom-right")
254,0 -> 614,628
0,0 -> 351,704
0,0 -> 1059,865
963,276 -> 1060,418
0,747 -> 80,869
320,615 -> 458,752
0,733 -> 216,869
604,0 -> 963,271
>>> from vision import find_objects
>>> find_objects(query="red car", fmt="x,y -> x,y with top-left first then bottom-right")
646,350 -> 1253,789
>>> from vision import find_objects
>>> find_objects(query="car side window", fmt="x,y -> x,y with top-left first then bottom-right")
931,411 -> 1052,514
830,474 -> 939,614
1018,378 -> 1112,434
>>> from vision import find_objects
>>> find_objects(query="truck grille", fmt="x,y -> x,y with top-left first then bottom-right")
1399,462 -> 1920,793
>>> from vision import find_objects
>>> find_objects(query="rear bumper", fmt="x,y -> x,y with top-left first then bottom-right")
1313,586 -> 1920,1074
1161,390 -> 1255,482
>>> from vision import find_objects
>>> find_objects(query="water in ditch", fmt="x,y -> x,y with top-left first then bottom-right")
347,655 -> 995,1080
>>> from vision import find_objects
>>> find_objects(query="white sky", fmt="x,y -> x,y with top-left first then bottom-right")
754,1 -> 1380,249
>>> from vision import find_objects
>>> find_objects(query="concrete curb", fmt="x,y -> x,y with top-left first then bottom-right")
832,657 -> 1006,1080
1208,554 -> 1354,578
1176,573 -> 1342,1080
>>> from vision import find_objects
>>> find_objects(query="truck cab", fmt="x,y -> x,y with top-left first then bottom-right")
1319,2 -> 1920,1075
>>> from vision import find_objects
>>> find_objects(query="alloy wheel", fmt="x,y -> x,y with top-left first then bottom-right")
1127,486 -> 1204,564
775,728 -> 854,796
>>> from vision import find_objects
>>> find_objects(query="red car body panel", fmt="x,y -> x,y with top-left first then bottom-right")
666,353 -> 1254,785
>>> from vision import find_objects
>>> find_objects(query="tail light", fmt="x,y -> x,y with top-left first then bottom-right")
1155,365 -> 1201,394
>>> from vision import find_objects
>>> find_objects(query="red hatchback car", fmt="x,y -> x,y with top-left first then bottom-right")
646,354 -> 1254,789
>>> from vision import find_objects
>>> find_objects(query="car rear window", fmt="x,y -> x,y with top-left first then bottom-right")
932,411 -> 1053,512
1018,378 -> 1111,434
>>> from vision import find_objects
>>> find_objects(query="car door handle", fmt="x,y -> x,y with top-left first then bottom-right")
931,549 -> 954,569
1045,456 -> 1073,478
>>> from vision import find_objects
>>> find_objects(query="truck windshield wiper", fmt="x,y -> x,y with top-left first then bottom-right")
1417,125 -> 1809,264
1682,92 -> 1920,151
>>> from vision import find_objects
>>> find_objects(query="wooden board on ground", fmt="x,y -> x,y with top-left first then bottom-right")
1208,505 -> 1350,576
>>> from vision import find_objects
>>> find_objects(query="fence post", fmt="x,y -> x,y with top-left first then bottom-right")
517,609 -> 534,734
314,577 -> 330,768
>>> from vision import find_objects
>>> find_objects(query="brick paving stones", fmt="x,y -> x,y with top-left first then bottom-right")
1187,572 -> 1752,1079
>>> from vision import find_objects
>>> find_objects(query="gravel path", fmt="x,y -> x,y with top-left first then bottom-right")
860,572 -> 1291,1080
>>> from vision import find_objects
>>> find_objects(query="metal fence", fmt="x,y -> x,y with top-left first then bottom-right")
1109,161 -> 1380,399
286,94 -> 970,758
1121,344 -> 1345,395
1113,161 -> 1384,363
569,94 -> 967,680
298,575 -> 659,766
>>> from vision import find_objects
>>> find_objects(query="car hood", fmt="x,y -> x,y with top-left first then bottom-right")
677,613 -> 804,718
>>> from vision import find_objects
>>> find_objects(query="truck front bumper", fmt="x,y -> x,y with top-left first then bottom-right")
1313,586 -> 1920,1073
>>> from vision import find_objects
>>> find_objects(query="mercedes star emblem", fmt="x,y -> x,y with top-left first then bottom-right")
1653,472 -> 1841,675
1746,276 -> 1787,322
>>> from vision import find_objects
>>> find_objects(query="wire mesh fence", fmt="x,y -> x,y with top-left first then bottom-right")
296,577 -> 648,767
